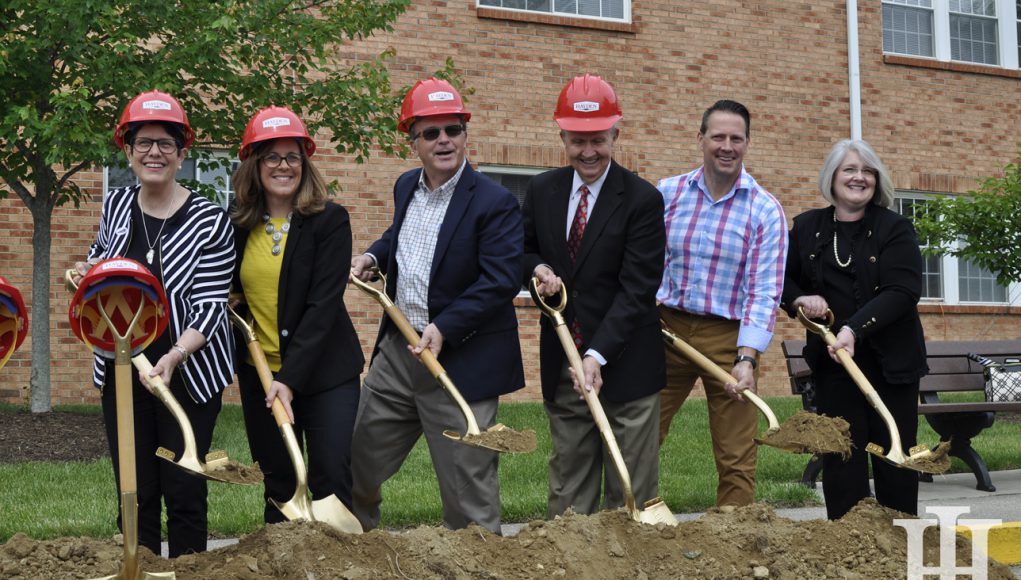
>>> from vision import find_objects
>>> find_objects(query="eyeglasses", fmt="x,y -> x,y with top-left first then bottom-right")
840,166 -> 878,179
132,138 -> 179,154
411,124 -> 465,142
262,153 -> 303,168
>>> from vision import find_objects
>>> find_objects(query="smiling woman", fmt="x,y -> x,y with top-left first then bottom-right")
229,105 -> 364,527
72,89 -> 237,558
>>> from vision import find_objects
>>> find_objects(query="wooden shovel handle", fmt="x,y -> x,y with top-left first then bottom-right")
659,325 -> 780,431
228,307 -> 292,427
796,307 -> 904,453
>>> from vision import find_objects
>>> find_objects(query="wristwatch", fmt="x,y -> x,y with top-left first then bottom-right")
734,355 -> 758,369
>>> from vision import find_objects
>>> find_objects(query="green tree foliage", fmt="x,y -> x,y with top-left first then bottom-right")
912,149 -> 1021,288
0,0 -> 441,411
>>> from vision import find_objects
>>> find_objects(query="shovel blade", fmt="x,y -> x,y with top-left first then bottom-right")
636,497 -> 678,527
311,494 -> 364,534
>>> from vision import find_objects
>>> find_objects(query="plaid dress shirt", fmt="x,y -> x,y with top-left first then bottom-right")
657,166 -> 787,352
394,160 -> 467,331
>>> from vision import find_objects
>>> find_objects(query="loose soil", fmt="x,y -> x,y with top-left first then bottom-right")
2,408 -> 1018,579
756,410 -> 852,457
1,501 -> 1014,579
458,425 -> 538,454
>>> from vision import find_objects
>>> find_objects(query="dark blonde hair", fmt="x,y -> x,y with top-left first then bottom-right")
230,139 -> 328,230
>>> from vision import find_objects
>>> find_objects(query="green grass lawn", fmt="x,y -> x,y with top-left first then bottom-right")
2,397 -> 1019,541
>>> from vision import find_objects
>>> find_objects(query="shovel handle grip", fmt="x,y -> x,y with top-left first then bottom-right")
228,308 -> 293,427
659,326 -> 780,431
350,269 -> 482,435
796,307 -> 904,454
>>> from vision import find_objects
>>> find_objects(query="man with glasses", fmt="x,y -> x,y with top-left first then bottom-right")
350,78 -> 524,533
524,74 -> 666,516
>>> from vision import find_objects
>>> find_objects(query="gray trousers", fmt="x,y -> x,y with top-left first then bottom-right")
351,330 -> 501,533
545,362 -> 661,517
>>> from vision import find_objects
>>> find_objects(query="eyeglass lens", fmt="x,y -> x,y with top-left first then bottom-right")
133,139 -> 179,154
263,153 -> 302,168
415,124 -> 465,141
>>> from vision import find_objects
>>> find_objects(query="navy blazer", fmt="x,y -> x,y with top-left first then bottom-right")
522,161 -> 666,403
233,203 -> 365,395
367,163 -> 525,401
780,204 -> 927,383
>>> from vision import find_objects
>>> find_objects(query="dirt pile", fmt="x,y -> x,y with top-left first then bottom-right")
1,500 -> 1013,579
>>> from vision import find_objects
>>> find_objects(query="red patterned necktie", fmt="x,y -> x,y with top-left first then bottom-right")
567,185 -> 589,264
567,185 -> 589,349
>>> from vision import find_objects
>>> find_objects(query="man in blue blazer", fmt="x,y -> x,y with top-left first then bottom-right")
524,75 -> 666,516
350,78 -> 524,533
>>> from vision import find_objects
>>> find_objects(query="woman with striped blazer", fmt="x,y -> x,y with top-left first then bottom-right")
73,90 -> 235,557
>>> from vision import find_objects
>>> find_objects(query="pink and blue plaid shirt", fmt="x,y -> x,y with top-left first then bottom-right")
657,166 -> 787,352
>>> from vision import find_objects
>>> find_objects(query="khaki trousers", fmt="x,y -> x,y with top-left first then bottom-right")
546,362 -> 661,517
659,305 -> 758,507
351,330 -> 501,533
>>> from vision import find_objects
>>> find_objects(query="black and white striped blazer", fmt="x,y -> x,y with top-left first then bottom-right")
87,184 -> 236,403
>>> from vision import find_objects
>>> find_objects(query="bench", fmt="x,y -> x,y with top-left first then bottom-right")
781,339 -> 1021,492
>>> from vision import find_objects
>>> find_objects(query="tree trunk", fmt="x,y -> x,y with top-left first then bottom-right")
28,185 -> 56,413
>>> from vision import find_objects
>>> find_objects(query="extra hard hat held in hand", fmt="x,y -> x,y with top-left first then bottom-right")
114,90 -> 196,149
398,78 -> 471,133
239,106 -> 317,161
554,74 -> 623,132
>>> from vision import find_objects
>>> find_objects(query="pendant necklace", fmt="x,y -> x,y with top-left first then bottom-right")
832,213 -> 852,268
140,191 -> 175,265
263,212 -> 293,256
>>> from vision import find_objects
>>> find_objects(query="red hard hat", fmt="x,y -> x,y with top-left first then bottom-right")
554,74 -> 622,132
397,78 -> 471,133
114,90 -> 196,149
0,276 -> 28,367
68,259 -> 169,358
239,106 -> 316,161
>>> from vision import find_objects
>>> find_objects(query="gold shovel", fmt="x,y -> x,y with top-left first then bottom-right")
90,284 -> 174,580
796,307 -> 949,473
228,307 -> 362,533
66,269 -> 262,486
350,270 -> 537,454
529,278 -> 677,526
659,324 -> 852,456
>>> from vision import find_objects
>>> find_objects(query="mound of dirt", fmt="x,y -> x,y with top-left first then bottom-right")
1,500 -> 1013,579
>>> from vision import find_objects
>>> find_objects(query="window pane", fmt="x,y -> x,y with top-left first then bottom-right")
602,0 -> 623,19
883,5 -> 935,57
577,0 -> 600,16
888,0 -> 932,6
958,259 -> 1007,302
482,172 -> 532,207
554,0 -> 576,13
950,14 -> 998,64
527,0 -> 550,11
896,196 -> 943,300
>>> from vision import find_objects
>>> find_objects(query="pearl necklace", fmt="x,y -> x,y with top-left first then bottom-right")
832,214 -> 852,268
263,212 -> 292,256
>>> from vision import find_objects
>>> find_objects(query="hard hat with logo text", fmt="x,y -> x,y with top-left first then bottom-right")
398,78 -> 471,133
114,90 -> 196,149
239,106 -> 317,161
68,259 -> 169,358
554,74 -> 622,132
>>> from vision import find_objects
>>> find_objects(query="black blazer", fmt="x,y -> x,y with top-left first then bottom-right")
233,203 -> 364,395
366,163 -> 525,402
522,161 -> 666,403
780,204 -> 927,383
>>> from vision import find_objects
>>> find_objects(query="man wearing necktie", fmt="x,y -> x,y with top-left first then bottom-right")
523,74 -> 666,517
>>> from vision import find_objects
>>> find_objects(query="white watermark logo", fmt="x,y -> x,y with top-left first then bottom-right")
893,506 -> 1000,579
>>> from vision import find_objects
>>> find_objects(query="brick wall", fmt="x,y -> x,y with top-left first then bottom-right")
2,0 -> 1019,406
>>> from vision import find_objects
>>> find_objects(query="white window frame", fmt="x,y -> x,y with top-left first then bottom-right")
103,151 -> 238,209
897,192 -> 1020,305
882,0 -> 1020,69
476,0 -> 631,24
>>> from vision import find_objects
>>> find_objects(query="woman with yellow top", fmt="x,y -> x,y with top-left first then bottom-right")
230,106 -> 363,523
